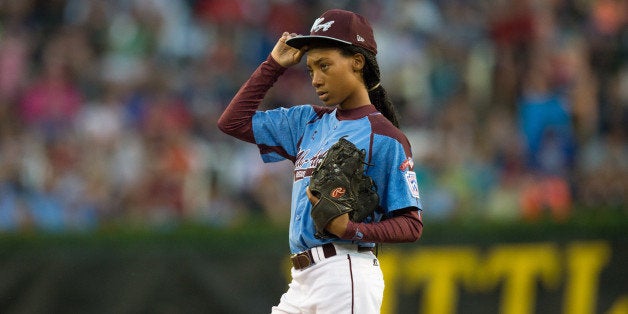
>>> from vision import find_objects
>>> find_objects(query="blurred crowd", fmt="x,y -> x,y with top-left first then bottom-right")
0,0 -> 626,233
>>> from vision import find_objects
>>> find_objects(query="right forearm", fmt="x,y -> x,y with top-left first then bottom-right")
217,55 -> 286,142
341,209 -> 423,243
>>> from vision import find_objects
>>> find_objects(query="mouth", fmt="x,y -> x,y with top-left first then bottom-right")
317,91 -> 328,101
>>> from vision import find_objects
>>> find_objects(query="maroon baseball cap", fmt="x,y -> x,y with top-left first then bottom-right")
286,9 -> 377,55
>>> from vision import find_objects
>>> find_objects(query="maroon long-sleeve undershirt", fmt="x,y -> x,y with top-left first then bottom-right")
217,55 -> 286,143
218,55 -> 423,244
342,209 -> 423,243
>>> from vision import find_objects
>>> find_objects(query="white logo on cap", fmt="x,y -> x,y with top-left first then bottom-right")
311,18 -> 334,32
356,35 -> 365,42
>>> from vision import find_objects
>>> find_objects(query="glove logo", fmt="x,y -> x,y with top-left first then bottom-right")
330,187 -> 346,198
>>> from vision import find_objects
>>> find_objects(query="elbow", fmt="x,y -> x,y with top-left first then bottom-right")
410,220 -> 423,242
216,114 -> 255,143
393,215 -> 422,243
404,209 -> 423,242
216,112 -> 240,138
216,114 -> 229,135
399,220 -> 422,243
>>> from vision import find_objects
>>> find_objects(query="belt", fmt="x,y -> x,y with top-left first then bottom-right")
290,243 -> 374,271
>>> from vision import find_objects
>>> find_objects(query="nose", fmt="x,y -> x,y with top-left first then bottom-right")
311,72 -> 323,88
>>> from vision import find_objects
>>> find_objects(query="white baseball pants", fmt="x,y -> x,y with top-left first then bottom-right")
271,244 -> 384,314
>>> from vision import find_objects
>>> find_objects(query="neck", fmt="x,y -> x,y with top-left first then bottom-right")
338,88 -> 370,110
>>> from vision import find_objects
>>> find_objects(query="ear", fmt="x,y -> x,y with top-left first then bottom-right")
352,53 -> 365,72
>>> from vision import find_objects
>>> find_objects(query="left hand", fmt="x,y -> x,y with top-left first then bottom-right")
270,32 -> 307,68
306,187 -> 349,237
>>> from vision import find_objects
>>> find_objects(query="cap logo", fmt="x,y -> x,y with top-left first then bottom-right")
356,35 -> 365,42
311,17 -> 334,32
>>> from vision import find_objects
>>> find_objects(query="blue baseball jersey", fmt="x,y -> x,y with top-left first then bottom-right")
252,104 -> 421,253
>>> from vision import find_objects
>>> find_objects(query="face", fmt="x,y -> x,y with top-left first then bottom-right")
306,47 -> 367,109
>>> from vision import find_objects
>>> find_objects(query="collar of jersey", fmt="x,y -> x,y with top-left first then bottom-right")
336,104 -> 377,121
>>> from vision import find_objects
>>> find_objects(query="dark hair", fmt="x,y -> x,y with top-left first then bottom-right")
341,45 -> 400,128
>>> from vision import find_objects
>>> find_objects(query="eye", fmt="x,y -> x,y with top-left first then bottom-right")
307,69 -> 313,78
320,63 -> 329,71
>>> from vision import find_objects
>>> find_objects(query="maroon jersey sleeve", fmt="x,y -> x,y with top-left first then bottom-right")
217,55 -> 286,143
341,209 -> 423,243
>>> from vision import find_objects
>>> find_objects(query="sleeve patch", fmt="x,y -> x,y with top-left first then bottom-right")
405,171 -> 420,199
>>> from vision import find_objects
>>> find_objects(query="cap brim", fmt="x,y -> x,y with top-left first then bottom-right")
286,35 -> 352,50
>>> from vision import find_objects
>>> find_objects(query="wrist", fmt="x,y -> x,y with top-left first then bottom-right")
267,54 -> 287,70
341,221 -> 364,240
326,213 -> 349,237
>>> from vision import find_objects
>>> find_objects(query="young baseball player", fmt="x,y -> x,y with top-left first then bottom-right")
218,9 -> 423,313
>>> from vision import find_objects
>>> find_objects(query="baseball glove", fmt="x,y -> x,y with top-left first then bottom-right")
309,137 -> 379,238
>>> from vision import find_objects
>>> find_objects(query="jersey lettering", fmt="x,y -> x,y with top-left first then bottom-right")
294,149 -> 310,169
293,149 -> 328,181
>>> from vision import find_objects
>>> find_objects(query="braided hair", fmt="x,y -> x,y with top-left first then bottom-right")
341,45 -> 400,128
